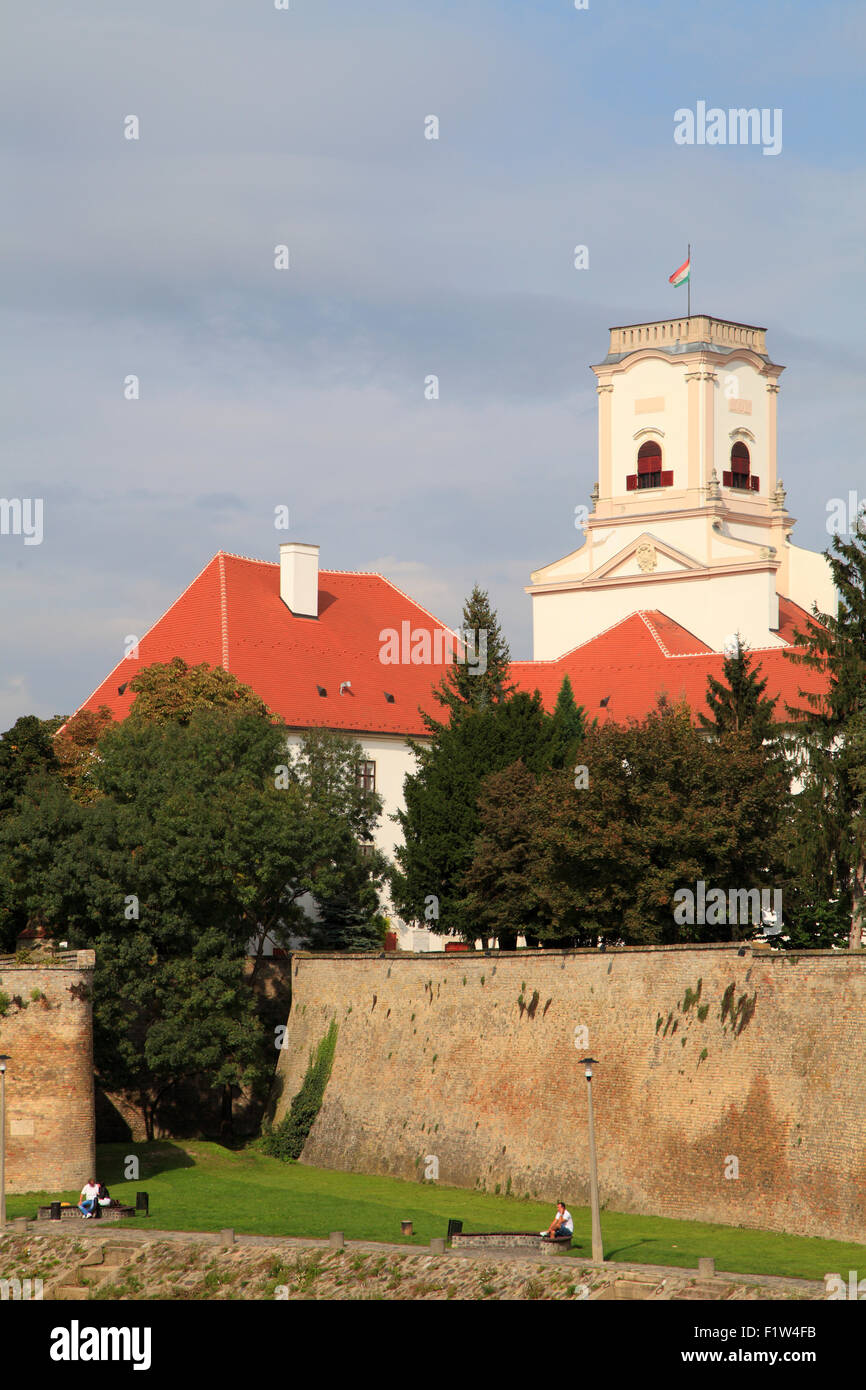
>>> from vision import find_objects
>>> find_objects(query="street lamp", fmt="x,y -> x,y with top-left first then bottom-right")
579,1056 -> 604,1263
0,1055 -> 10,1232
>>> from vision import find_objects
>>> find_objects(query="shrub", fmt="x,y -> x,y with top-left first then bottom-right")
261,1018 -> 338,1161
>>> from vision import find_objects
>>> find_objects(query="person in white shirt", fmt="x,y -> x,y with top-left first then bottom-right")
78,1180 -> 100,1218
544,1201 -> 574,1240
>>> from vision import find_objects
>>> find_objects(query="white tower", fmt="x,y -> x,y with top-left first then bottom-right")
527,315 -> 836,658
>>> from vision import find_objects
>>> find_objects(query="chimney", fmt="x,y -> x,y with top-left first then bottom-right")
279,542 -> 319,618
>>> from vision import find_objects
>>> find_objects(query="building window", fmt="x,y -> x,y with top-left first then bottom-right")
626,441 -> 673,491
723,442 -> 758,492
357,760 -> 376,792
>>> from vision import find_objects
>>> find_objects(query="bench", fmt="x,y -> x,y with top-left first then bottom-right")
37,1205 -> 137,1223
451,1231 -> 573,1254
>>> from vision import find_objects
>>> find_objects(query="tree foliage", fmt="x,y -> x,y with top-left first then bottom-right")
392,690 -> 555,941
53,706 -> 115,804
262,1019 -> 338,1161
0,697 -> 386,1129
697,636 -> 778,744
785,527 -> 866,946
126,657 -> 276,726
424,585 -> 515,728
530,698 -> 789,945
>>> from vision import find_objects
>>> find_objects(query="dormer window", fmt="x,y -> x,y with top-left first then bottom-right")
723,442 -> 758,492
626,442 -> 673,491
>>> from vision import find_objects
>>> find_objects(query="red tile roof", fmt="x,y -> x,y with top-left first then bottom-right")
510,609 -> 825,725
73,555 -> 827,736
75,552 -> 462,738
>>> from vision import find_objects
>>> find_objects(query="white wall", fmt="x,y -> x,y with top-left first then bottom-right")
251,729 -> 451,954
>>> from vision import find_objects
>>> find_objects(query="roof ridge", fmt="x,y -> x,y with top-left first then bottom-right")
371,571 -> 460,637
637,611 -> 673,657
218,551 -> 406,579
550,609 -> 662,661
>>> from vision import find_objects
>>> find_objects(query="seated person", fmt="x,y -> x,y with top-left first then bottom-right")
96,1182 -> 112,1208
78,1179 -> 100,1218
542,1201 -> 574,1240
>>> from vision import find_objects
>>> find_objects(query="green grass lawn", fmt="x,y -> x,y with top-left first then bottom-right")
9,1140 -> 865,1283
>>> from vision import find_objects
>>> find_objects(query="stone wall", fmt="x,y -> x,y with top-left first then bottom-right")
0,952 -> 96,1195
273,945 -> 866,1243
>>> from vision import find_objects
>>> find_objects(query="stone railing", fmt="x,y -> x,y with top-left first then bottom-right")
608,317 -> 767,356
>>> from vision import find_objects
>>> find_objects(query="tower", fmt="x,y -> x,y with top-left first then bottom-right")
527,315 -> 836,659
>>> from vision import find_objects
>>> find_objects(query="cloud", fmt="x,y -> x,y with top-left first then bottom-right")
2,0 -> 865,723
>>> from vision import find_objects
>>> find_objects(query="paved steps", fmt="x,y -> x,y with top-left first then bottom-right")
46,1242 -> 142,1301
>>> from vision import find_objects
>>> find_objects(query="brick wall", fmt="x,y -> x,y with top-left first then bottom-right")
273,945 -> 866,1243
0,952 -> 96,1195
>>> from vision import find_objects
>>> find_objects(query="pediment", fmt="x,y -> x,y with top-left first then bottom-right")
586,533 -> 703,584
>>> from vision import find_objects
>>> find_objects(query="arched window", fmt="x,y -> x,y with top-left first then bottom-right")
723,442 -> 758,492
626,441 -> 672,491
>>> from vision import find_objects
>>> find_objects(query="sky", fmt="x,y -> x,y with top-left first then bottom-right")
2,0 -> 865,726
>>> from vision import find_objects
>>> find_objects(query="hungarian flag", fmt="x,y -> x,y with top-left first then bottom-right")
669,256 -> 690,287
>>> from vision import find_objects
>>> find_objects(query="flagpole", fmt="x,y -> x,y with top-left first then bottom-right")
687,242 -> 691,317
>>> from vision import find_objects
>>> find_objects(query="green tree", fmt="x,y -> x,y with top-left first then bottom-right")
548,674 -> 587,769
0,710 -> 385,1130
425,586 -> 515,727
534,697 -> 789,945
0,715 -> 59,815
126,657 -> 275,726
393,691 -> 553,942
697,636 -> 778,744
461,760 -> 556,949
785,525 -> 866,947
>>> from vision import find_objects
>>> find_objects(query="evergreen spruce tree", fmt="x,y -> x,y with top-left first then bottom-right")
697,635 -> 778,743
425,585 -> 514,729
785,523 -> 866,948
392,691 -> 552,942
548,674 -> 587,769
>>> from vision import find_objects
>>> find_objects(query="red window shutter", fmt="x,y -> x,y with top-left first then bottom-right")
626,473 -> 638,491
660,470 -> 673,487
750,475 -> 759,491
638,454 -> 662,474
722,470 -> 733,487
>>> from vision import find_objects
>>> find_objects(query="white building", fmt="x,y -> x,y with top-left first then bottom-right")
527,315 -> 835,658
75,316 -> 836,950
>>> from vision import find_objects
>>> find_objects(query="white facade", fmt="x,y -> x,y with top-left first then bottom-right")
527,316 -> 836,658
254,729 -> 443,953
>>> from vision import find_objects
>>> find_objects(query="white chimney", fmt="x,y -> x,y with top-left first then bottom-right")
280,542 -> 319,618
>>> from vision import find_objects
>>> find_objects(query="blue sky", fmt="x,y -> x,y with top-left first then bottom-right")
2,0 -> 865,724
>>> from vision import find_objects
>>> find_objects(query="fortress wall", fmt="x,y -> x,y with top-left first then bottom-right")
0,952 -> 96,1195
273,945 -> 866,1243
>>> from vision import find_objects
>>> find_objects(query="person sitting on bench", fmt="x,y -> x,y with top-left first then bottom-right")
543,1201 -> 573,1240
78,1179 -> 100,1218
97,1182 -> 112,1208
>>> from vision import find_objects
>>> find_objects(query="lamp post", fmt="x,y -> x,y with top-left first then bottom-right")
0,1054 -> 10,1232
580,1056 -> 604,1263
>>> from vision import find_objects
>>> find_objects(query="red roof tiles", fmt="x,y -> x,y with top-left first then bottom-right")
74,556 -> 826,735
510,609 -> 825,725
75,551 -> 461,737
